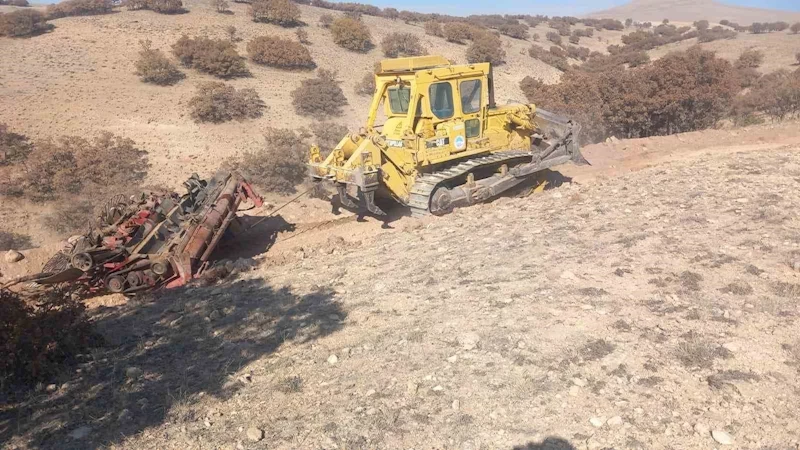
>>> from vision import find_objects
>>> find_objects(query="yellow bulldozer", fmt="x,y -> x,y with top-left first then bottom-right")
308,55 -> 587,217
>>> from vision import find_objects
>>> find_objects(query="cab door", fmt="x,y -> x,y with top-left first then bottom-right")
457,78 -> 484,151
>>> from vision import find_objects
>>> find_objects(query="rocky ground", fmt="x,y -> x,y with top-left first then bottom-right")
2,122 -> 800,449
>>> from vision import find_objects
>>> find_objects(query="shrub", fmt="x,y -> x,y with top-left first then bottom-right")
134,40 -> 184,85
247,35 -> 314,69
443,22 -> 472,44
0,124 -> 32,166
0,9 -> 53,37
532,33 -> 539,41
569,34 -> 579,44
549,45 -> 565,58
623,50 -> 650,67
424,20 -> 442,37
291,68 -> 347,118
225,25 -> 238,42
522,47 -> 739,142
735,49 -> 763,69
698,26 -> 737,42
133,0 -> 184,14
354,71 -> 374,96
310,121 -> 348,152
0,230 -> 32,251
546,31 -> 562,45
528,44 -> 569,71
383,7 -> 398,20
319,13 -> 333,28
792,23 -> 800,34
330,16 -> 372,52
172,35 -> 248,78
3,133 -> 148,202
250,0 -> 300,27
223,128 -> 309,194
566,45 -> 590,61
1,289 -> 98,390
188,82 -> 266,123
466,33 -> 505,65
498,22 -> 528,39
213,0 -> 228,13
296,27 -> 308,43
381,32 -> 425,58
736,69 -> 800,121
46,0 -> 113,18
694,20 -> 709,31
2,0 -> 30,5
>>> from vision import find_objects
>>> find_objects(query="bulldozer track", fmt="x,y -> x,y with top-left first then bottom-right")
408,150 -> 532,217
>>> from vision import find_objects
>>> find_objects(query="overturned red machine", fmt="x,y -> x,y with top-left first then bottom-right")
9,172 -> 262,296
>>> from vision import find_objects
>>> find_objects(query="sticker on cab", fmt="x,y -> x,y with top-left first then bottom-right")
454,135 -> 466,150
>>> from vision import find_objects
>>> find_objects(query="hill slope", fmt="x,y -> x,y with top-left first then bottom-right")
588,0 -> 800,24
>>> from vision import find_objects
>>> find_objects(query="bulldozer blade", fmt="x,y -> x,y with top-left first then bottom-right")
535,108 -> 589,167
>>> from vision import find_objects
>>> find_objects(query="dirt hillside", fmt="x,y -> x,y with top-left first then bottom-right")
3,118 -> 800,449
588,0 -> 800,24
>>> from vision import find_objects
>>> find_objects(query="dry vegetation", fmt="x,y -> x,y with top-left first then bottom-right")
249,0 -> 300,27
134,40 -> 184,85
124,0 -> 184,14
246,35 -> 314,69
466,32 -> 505,65
380,32 -> 425,58
330,15 -> 372,52
46,0 -> 113,19
188,82 -> 265,123
291,68 -> 347,118
171,35 -> 248,78
0,9 -> 53,37
223,127 -> 309,193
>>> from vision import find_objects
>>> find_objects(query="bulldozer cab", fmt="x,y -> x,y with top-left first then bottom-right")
368,56 -> 494,157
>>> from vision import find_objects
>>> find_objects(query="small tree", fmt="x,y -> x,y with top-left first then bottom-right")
791,23 -> 800,34
0,9 -> 53,37
694,20 -> 709,31
735,49 -> 764,69
46,0 -> 113,18
546,31 -> 562,45
213,0 -> 228,13
134,40 -> 184,85
226,25 -> 238,42
498,23 -> 528,40
330,16 -> 372,52
250,0 -> 300,27
466,33 -> 505,65
625,18 -> 633,28
569,34 -> 579,44
443,22 -> 472,44
172,35 -> 248,78
223,128 -> 309,194
381,32 -> 425,58
383,7 -> 398,20
189,82 -> 266,123
247,35 -> 315,69
0,124 -> 32,166
424,21 -> 442,37
146,0 -> 184,14
291,69 -> 347,118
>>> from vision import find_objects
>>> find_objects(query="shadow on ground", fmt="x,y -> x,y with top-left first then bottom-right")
0,278 -> 345,449
513,436 -> 577,450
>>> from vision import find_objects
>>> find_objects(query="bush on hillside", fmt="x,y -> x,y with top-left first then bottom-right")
318,13 -> 333,28
213,0 -> 228,13
0,9 -> 53,37
134,40 -> 184,85
125,0 -> 183,14
291,68 -> 347,118
0,0 -> 31,6
546,31 -> 561,45
735,69 -> 800,121
528,45 -> 569,71
443,22 -> 472,44
521,47 -> 739,143
0,124 -> 32,166
791,23 -> 800,34
2,133 -> 148,202
498,22 -> 527,39
188,82 -> 266,123
172,35 -> 248,78
698,26 -> 737,42
381,32 -> 425,58
223,128 -> 309,194
310,121 -> 348,152
735,49 -> 763,69
1,289 -> 99,390
330,16 -> 372,52
466,32 -> 505,65
354,72 -> 375,96
693,20 -> 709,31
249,0 -> 300,27
247,35 -> 314,69
47,0 -> 113,18
424,20 -> 442,37
566,45 -> 591,61
569,34 -> 579,44
383,7 -> 398,20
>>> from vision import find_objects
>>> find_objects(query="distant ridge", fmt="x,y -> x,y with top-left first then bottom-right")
587,0 -> 800,24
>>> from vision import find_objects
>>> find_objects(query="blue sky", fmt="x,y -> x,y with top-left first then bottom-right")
335,0 -> 800,16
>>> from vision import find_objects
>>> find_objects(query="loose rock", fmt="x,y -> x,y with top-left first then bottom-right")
712,430 -> 733,445
4,250 -> 23,263
246,427 -> 264,442
68,426 -> 91,439
327,354 -> 338,365
589,417 -> 606,428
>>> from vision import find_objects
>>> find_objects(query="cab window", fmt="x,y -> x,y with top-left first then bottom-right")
388,86 -> 411,114
429,82 -> 454,119
460,80 -> 481,114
